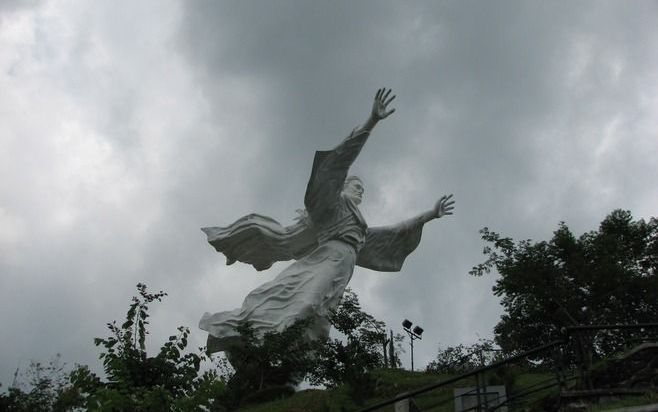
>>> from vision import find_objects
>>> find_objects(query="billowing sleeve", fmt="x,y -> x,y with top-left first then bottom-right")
304,127 -> 370,223
356,217 -> 428,272
201,214 -> 317,271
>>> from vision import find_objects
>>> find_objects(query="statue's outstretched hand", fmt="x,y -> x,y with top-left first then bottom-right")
433,194 -> 455,219
371,88 -> 396,120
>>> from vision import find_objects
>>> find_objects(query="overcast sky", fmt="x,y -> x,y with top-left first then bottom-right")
1,1 -> 657,386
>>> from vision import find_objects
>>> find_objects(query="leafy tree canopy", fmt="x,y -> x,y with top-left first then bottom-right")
471,209 -> 658,361
426,338 -> 500,374
308,288 -> 395,403
1,284 -> 399,410
69,283 -> 227,411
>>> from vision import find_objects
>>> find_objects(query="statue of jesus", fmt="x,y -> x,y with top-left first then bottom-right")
199,89 -> 455,353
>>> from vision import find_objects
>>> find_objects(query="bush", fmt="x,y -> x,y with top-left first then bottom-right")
69,283 -> 229,411
309,289 -> 388,404
0,285 -> 395,410
0,355 -> 82,411
426,338 -> 501,374
221,318 -> 319,408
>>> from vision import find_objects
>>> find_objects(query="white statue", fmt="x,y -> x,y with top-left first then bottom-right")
199,89 -> 454,353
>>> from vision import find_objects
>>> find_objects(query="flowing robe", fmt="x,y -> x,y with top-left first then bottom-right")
199,127 -> 431,353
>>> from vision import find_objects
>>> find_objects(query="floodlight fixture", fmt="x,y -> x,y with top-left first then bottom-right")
402,318 -> 425,371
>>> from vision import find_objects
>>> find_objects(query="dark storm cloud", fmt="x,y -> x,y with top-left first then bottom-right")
0,0 -> 38,13
1,0 -> 657,385
176,0 -> 658,367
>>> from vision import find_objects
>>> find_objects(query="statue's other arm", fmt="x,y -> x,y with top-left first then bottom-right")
405,194 -> 455,226
357,194 -> 455,272
304,89 -> 396,221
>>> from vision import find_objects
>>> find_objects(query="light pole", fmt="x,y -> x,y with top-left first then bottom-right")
402,319 -> 424,371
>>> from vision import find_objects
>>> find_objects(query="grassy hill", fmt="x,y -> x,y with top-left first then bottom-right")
237,368 -> 658,412
237,368 -> 552,411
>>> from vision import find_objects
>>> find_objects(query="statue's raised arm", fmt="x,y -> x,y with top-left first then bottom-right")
304,88 -> 396,223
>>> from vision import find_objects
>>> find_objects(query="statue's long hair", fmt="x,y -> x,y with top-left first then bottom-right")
344,175 -> 362,187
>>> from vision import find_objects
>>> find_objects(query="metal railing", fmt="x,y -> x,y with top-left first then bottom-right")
358,322 -> 658,412
358,340 -> 565,411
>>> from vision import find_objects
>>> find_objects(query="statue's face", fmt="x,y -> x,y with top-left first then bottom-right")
343,178 -> 364,205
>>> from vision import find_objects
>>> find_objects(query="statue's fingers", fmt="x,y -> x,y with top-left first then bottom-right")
383,89 -> 392,101
384,94 -> 396,107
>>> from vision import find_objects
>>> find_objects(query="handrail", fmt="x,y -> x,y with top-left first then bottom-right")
357,339 -> 567,412
359,323 -> 658,412
564,323 -> 658,333
490,374 -> 579,411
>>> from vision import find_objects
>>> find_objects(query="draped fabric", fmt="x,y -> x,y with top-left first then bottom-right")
201,214 -> 317,272
201,240 -> 356,353
201,211 -> 426,274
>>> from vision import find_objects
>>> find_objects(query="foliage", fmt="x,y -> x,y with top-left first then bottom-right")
589,392 -> 658,411
69,283 -> 229,411
221,287 -> 401,406
308,288 -> 389,404
426,338 -> 502,374
0,284 -> 401,410
0,355 -> 82,411
470,210 -> 658,364
383,332 -> 406,369
222,318 -> 320,408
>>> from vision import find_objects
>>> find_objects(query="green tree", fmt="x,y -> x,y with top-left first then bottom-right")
471,210 -> 658,363
426,338 -> 501,374
69,283 -> 228,411
221,318 -> 318,407
309,288 -> 388,404
0,285 -> 399,410
0,355 -> 82,411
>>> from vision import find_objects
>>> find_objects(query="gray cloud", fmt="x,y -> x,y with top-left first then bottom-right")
1,0 -> 657,385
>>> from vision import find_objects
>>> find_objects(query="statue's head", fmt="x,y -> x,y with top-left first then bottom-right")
342,175 -> 364,205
